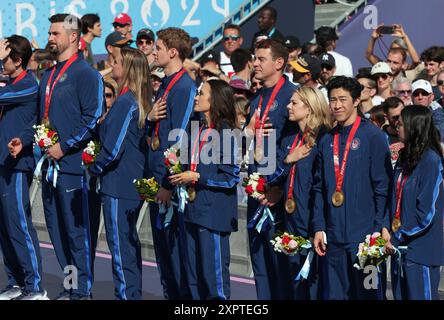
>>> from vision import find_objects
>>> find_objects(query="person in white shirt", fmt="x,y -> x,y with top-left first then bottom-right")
315,26 -> 353,77
219,24 -> 243,77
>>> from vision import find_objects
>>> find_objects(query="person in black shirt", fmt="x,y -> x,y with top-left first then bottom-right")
250,7 -> 284,52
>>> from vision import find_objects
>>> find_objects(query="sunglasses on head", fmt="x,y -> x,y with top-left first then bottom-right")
321,64 -> 333,71
437,80 -> 444,86
412,90 -> 431,97
223,35 -> 240,41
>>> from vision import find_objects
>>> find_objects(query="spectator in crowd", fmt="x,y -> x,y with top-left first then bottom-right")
100,31 -> 131,81
436,70 -> 444,107
319,53 -> 336,86
112,13 -> 133,40
104,81 -> 116,111
356,67 -> 377,118
234,95 -> 250,129
251,74 -> 263,94
387,105 -> 444,300
369,104 -> 387,129
150,67 -> 165,98
78,37 -> 89,61
366,24 -> 420,76
220,24 -> 243,77
381,97 -> 405,167
411,79 -> 444,142
315,26 -> 353,77
371,61 -> 394,103
391,76 -> 412,106
283,36 -> 302,83
136,28 -> 156,68
301,41 -> 318,56
27,48 -> 55,81
230,48 -> 254,89
250,6 -> 284,51
290,54 -> 327,102
198,50 -> 229,83
229,77 -> 253,100
81,13 -> 102,66
421,46 -> 444,100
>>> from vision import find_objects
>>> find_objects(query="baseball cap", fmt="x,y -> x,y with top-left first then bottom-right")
290,54 -> 321,76
229,78 -> 251,91
200,50 -> 220,65
113,13 -> 132,26
137,28 -> 155,41
151,67 -> 165,80
371,62 -> 392,75
320,53 -> 336,68
284,36 -> 301,50
315,26 -> 339,42
412,79 -> 433,94
105,31 -> 132,49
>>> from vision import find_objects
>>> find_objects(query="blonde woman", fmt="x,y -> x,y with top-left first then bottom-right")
265,86 -> 332,299
88,47 -> 152,300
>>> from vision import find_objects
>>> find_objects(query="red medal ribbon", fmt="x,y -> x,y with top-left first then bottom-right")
287,133 -> 305,200
190,124 -> 214,187
0,70 -> 28,120
394,172 -> 408,222
255,76 -> 285,130
119,86 -> 129,96
153,68 -> 187,140
333,116 -> 361,193
44,53 -> 78,121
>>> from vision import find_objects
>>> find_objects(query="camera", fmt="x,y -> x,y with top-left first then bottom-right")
378,25 -> 395,35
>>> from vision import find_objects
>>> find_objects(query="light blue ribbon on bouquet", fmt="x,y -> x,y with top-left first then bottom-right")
82,165 -> 101,193
155,203 -> 176,230
175,185 -> 189,214
247,205 -> 274,233
295,244 -> 314,282
34,154 -> 59,188
393,245 -> 408,278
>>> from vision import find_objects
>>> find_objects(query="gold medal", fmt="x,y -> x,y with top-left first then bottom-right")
392,218 -> 401,232
151,136 -> 160,151
188,186 -> 196,202
285,198 -> 296,214
332,191 -> 344,207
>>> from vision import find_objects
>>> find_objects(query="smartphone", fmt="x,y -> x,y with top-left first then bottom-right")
378,25 -> 395,35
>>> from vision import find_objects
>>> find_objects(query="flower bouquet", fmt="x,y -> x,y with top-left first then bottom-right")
242,172 -> 267,200
33,124 -> 58,151
82,140 -> 101,166
354,232 -> 388,270
133,177 -> 160,202
164,146 -> 182,174
270,231 -> 311,256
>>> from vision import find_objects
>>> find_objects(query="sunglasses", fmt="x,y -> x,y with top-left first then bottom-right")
412,90 -> 431,97
223,35 -> 240,41
321,64 -> 333,71
437,80 -> 444,86
137,39 -> 152,46
396,90 -> 412,96
105,93 -> 114,98
374,74 -> 389,80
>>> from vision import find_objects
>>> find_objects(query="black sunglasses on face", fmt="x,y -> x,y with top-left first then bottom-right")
105,93 -> 114,98
321,64 -> 333,71
137,39 -> 152,46
375,74 -> 389,80
437,80 -> 444,86
412,90 -> 430,97
223,35 -> 240,41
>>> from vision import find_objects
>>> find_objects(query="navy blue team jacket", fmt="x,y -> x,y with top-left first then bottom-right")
184,123 -> 240,233
89,91 -> 146,201
147,70 -> 196,190
22,55 -> 104,175
386,149 -> 444,266
0,71 -> 38,171
312,118 -> 393,243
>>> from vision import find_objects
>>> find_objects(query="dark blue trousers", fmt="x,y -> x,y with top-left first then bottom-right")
87,177 -> 101,281
324,242 -> 383,300
149,202 -> 190,299
41,172 -> 93,297
247,199 -> 292,300
391,256 -> 441,300
102,195 -> 142,300
184,222 -> 231,300
288,252 -> 321,300
0,167 -> 43,292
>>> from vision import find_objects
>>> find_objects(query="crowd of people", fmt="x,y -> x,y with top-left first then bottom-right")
0,5 -> 442,301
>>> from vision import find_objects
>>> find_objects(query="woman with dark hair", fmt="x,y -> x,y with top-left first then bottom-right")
88,47 -> 152,300
386,105 -> 444,300
169,79 -> 240,299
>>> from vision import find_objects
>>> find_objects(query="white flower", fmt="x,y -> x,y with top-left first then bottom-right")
43,137 -> 52,147
288,240 -> 298,250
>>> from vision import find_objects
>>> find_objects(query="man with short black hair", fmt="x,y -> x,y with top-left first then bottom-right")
136,28 -> 156,68
283,35 -> 302,83
230,48 -> 253,88
220,24 -> 243,76
356,68 -> 378,118
251,6 -> 284,51
421,46 -> 444,100
81,13 -> 101,66
112,13 -> 133,40
381,97 -> 405,167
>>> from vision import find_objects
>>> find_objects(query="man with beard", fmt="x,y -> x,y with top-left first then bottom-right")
9,14 -> 104,300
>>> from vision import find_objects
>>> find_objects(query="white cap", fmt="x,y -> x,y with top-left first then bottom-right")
371,62 -> 392,75
151,68 -> 165,79
412,79 -> 433,94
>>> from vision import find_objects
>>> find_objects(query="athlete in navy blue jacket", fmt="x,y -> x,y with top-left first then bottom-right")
88,47 -> 151,300
312,76 -> 392,300
272,87 -> 332,300
244,39 -> 298,299
10,15 -> 104,300
146,28 -> 196,300
169,79 -> 240,300
0,36 -> 47,300
385,105 -> 444,300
